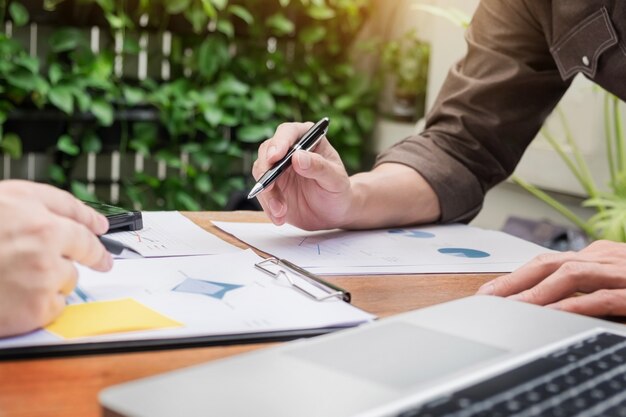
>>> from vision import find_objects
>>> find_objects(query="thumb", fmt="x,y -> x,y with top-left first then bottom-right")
292,150 -> 348,194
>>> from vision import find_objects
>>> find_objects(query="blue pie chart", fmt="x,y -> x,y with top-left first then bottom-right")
438,247 -> 490,258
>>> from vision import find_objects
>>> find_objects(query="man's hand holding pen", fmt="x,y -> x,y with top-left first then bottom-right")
250,120 -> 354,231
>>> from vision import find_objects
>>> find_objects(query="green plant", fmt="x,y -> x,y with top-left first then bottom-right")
381,30 -> 429,99
0,0 -> 379,210
513,94 -> 626,241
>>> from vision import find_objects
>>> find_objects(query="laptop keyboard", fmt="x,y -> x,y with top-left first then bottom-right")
396,332 -> 626,417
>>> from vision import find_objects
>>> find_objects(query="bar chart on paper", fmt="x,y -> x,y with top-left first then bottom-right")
212,222 -> 553,275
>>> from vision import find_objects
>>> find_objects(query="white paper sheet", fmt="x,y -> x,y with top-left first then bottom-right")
0,250 -> 374,351
213,222 -> 552,275
106,212 -> 239,257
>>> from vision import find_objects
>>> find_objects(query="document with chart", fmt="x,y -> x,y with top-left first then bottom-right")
213,222 -> 552,274
106,211 -> 240,257
0,250 -> 374,358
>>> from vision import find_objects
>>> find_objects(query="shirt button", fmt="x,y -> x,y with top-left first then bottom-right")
582,55 -> 590,66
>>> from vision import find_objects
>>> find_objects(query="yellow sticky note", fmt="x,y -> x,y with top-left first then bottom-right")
46,298 -> 182,339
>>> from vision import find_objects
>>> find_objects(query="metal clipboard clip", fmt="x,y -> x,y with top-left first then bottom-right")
255,257 -> 351,303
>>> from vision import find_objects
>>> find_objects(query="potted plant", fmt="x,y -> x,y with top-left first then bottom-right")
514,93 -> 626,242
381,30 -> 430,122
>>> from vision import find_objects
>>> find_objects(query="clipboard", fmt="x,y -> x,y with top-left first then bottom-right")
255,257 -> 351,303
0,250 -> 371,360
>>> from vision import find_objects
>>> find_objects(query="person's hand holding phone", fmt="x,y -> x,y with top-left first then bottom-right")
0,181 -> 113,337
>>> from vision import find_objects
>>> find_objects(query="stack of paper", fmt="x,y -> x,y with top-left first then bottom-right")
0,250 -> 374,352
212,222 -> 552,275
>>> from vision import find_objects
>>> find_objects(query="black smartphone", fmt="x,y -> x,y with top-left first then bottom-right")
82,201 -> 143,233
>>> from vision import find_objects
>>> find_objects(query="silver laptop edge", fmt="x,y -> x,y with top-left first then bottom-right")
100,295 -> 626,417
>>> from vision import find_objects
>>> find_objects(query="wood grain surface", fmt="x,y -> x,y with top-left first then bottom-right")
0,211 -> 497,417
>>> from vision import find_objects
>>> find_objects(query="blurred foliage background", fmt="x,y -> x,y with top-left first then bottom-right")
0,0 -> 381,210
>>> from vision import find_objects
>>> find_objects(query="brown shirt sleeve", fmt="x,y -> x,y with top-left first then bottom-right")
375,0 -> 571,223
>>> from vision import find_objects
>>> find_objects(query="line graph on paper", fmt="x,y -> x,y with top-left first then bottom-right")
104,212 -> 239,257
108,227 -> 196,255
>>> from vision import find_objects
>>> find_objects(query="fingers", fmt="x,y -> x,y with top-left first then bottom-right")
477,251 -> 579,296
509,262 -> 626,306
292,150 -> 349,194
41,294 -> 67,328
52,215 -> 113,271
21,182 -> 109,235
549,289 -> 626,317
253,122 -> 314,179
58,259 -> 79,296
261,187 -> 288,225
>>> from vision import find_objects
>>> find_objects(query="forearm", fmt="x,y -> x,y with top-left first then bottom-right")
342,163 -> 441,229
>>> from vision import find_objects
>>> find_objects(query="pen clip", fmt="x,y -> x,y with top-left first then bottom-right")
255,257 -> 350,302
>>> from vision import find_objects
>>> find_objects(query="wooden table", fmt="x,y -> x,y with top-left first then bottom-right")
0,211 -> 497,417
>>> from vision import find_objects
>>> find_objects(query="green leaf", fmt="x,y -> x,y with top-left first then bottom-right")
237,125 -> 274,143
334,94 -> 357,111
228,5 -> 253,24
216,20 -> 234,38
165,0 -> 191,14
14,55 -> 39,73
74,90 -> 91,112
71,181 -> 97,201
82,132 -> 102,153
50,28 -> 84,52
195,174 -> 212,193
185,2 -> 209,33
308,5 -> 336,20
57,134 -> 80,156
267,13 -> 295,35
49,85 -> 74,114
248,88 -> 276,120
197,37 -> 229,79
48,164 -> 66,184
43,0 -> 64,11
0,133 -> 22,159
279,0 -> 290,7
299,26 -> 326,44
211,191 -> 228,208
6,68 -> 38,91
9,2 -> 29,27
91,99 -> 114,126
106,13 -> 125,29
123,86 -> 145,105
356,108 -> 375,131
122,37 -> 140,54
200,0 -> 217,17
217,77 -> 250,96
48,63 -> 63,84
92,53 -> 114,80
130,139 -> 150,156
203,107 -> 223,126
176,191 -> 201,211
211,0 -> 227,10
269,79 -> 298,96
95,0 -> 114,12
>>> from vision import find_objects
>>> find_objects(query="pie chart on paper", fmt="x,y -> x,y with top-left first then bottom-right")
438,248 -> 490,258
388,229 -> 435,238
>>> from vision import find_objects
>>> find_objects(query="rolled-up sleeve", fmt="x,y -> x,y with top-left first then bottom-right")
376,0 -> 570,223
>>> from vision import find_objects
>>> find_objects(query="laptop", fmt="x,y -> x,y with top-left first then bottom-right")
100,295 -> 626,417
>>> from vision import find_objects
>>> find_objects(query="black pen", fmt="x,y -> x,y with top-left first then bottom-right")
99,236 -> 142,259
248,117 -> 330,199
